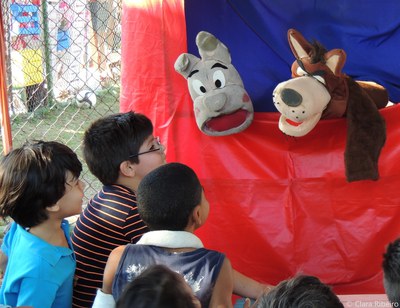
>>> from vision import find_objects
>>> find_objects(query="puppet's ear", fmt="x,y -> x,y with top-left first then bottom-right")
196,31 -> 231,64
325,49 -> 347,76
288,28 -> 313,59
174,53 -> 201,79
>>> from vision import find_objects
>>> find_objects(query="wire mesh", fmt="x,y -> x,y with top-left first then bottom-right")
1,0 -> 122,202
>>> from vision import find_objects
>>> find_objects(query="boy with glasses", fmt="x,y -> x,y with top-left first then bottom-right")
71,112 -> 166,307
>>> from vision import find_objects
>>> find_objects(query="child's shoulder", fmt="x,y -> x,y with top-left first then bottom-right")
94,184 -> 136,201
105,245 -> 128,276
1,222 -> 18,253
110,245 -> 127,258
5,228 -> 51,273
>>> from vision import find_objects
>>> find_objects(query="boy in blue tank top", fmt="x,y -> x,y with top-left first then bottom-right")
94,162 -> 234,307
0,140 -> 85,308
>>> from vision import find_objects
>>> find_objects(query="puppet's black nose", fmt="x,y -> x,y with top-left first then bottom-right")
281,88 -> 302,107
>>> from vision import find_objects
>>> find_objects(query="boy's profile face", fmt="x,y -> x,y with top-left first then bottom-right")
133,135 -> 167,181
54,171 -> 85,218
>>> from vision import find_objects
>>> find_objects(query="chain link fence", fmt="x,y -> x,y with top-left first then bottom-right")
1,0 -> 122,202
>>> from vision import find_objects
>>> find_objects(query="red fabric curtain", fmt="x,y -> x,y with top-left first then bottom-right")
121,0 -> 400,294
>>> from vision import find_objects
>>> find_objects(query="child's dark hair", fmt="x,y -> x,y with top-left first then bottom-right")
0,140 -> 82,228
382,238 -> 400,305
116,264 -> 197,308
83,111 -> 153,185
137,162 -> 202,231
255,275 -> 344,308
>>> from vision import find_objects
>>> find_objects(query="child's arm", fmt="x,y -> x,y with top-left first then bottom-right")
92,245 -> 126,308
92,289 -> 116,308
209,257 -> 234,308
102,245 -> 126,293
233,269 -> 274,299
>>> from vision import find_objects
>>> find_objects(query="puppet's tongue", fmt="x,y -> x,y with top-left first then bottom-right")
286,118 -> 303,127
206,110 -> 247,132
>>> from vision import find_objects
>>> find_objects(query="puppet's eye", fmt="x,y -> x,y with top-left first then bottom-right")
213,70 -> 226,88
313,75 -> 326,85
192,80 -> 207,96
296,66 -> 307,76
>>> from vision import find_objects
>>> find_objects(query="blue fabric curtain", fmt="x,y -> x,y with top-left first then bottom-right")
185,0 -> 400,112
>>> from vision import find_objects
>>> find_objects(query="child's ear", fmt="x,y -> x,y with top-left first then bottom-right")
47,203 -> 60,212
192,205 -> 203,227
120,160 -> 136,177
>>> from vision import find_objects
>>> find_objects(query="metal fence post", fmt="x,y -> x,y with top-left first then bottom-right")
0,4 -> 12,154
41,0 -> 54,104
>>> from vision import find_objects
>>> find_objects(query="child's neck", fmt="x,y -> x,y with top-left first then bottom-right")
29,218 -> 69,248
116,177 -> 139,193
184,225 -> 197,233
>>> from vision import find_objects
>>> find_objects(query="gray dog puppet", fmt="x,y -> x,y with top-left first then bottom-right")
175,31 -> 254,136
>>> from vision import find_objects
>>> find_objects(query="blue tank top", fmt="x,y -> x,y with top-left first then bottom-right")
112,244 -> 225,307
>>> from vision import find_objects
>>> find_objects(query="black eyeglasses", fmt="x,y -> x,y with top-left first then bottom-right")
129,136 -> 162,158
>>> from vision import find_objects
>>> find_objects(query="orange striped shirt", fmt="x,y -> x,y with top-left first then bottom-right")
71,185 -> 148,308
